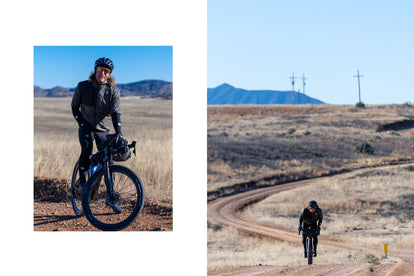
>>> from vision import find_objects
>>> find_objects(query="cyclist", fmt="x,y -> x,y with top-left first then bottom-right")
71,57 -> 123,213
298,200 -> 323,258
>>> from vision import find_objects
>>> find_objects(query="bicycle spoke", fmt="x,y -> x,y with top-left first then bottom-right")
82,165 -> 144,231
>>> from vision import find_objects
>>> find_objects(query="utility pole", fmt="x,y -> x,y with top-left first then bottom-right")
301,74 -> 307,104
290,72 -> 296,105
353,70 -> 364,103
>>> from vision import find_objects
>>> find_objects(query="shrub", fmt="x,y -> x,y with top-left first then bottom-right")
405,165 -> 414,172
356,101 -> 365,108
365,254 -> 379,264
403,101 -> 413,107
208,221 -> 223,232
288,128 -> 296,135
354,142 -> 374,154
290,142 -> 298,148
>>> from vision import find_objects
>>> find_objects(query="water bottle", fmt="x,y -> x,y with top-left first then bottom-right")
90,163 -> 102,176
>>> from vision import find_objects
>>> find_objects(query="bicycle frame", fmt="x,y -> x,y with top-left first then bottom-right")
73,133 -> 143,230
90,134 -> 136,198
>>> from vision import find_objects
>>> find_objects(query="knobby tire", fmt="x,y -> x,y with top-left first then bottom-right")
70,161 -> 83,217
307,236 -> 313,265
82,165 -> 145,231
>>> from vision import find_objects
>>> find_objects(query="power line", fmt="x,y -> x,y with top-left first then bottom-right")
301,74 -> 307,104
353,70 -> 364,103
289,72 -> 297,105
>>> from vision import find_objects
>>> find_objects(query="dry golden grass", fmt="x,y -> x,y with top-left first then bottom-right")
207,104 -> 414,271
208,166 -> 413,270
242,167 -> 414,247
34,97 -> 172,206
208,104 -> 414,199
207,227 -> 393,270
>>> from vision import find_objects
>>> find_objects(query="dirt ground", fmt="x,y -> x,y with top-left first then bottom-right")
33,178 -> 172,231
208,262 -> 414,276
34,199 -> 172,231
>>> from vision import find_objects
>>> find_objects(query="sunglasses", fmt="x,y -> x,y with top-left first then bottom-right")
96,67 -> 111,74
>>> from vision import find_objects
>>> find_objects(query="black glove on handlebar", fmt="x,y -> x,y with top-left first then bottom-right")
115,132 -> 122,146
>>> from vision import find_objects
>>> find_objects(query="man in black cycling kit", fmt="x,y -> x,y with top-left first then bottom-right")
71,57 -> 123,213
298,200 -> 323,257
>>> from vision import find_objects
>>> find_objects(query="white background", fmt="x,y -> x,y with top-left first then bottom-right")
1,0 -> 207,275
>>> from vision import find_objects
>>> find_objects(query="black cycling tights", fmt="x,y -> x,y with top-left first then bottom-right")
78,125 -> 111,184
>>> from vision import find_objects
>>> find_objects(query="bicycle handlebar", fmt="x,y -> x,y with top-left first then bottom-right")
128,141 -> 137,156
98,134 -> 137,155
302,228 -> 319,237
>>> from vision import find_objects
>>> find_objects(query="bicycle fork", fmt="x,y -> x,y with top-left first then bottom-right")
102,146 -> 112,190
104,164 -> 114,194
102,146 -> 118,205
103,162 -> 121,207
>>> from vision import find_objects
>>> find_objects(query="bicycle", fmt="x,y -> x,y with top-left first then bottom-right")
70,134 -> 145,231
302,227 -> 319,265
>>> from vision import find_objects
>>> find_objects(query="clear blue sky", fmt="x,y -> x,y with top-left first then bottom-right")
208,0 -> 414,104
34,46 -> 173,89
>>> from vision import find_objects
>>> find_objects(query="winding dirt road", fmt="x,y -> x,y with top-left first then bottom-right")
208,164 -> 414,275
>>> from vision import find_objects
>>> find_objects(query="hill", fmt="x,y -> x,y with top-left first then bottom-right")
207,83 -> 324,105
34,80 -> 172,99
116,80 -> 172,98
207,104 -> 414,273
34,86 -> 75,97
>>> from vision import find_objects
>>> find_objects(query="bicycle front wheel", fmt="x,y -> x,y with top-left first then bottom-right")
82,165 -> 145,231
307,237 -> 313,265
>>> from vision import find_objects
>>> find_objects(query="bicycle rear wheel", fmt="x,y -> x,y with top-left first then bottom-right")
82,165 -> 145,231
70,161 -> 83,216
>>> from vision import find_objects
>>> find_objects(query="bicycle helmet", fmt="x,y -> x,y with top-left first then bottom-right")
94,57 -> 114,72
308,200 -> 318,208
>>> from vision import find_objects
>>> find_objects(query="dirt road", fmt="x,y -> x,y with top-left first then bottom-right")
208,164 -> 414,275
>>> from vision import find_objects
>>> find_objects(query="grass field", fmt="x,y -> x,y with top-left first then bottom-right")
207,104 -> 414,270
208,104 -> 414,201
34,97 -> 172,206
208,166 -> 414,269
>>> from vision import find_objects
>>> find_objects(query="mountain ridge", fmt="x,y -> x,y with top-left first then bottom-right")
208,83 -> 324,105
34,79 -> 172,99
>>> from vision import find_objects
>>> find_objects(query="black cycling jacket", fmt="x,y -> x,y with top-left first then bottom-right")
299,207 -> 323,228
71,80 -> 121,132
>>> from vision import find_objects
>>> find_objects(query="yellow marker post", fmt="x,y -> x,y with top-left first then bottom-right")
384,244 -> 388,258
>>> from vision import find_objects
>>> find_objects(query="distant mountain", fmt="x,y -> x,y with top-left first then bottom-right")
34,86 -> 75,97
34,80 -> 172,99
117,80 -> 172,98
208,83 -> 324,105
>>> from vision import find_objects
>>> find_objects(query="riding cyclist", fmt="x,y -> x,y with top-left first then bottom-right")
298,200 -> 323,257
71,57 -> 123,213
